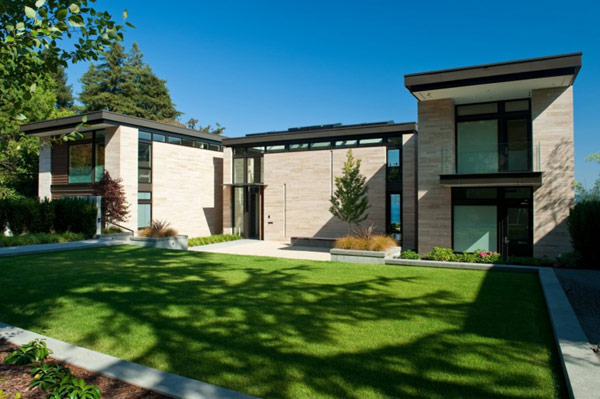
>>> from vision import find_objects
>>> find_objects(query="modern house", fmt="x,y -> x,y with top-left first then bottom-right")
22,111 -> 224,237
23,52 -> 581,259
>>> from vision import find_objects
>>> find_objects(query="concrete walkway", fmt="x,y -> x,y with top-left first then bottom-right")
0,322 -> 254,399
189,239 -> 330,261
0,239 -> 127,257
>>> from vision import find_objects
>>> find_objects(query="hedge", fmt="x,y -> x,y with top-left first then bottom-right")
0,197 -> 97,238
568,200 -> 600,268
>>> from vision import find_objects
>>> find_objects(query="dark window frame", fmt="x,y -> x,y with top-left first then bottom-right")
385,135 -> 404,243
138,135 -> 153,184
455,99 -> 532,174
67,130 -> 105,184
451,186 -> 533,258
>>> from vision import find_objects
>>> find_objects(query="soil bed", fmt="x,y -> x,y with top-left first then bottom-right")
0,338 -> 171,399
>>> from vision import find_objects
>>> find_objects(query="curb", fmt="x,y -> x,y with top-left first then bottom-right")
0,323 -> 256,399
0,239 -> 128,258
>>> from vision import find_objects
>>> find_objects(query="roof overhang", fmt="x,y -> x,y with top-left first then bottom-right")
223,122 -> 417,147
405,52 -> 582,104
439,172 -> 543,187
20,111 -> 224,142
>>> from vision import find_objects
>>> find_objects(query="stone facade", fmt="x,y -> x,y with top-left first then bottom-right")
416,99 -> 455,254
263,147 -> 386,241
152,141 -> 223,237
402,134 -> 418,250
531,87 -> 575,258
38,140 -> 51,200
105,126 -> 139,233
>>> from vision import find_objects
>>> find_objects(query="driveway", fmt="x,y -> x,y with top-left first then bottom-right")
189,239 -> 331,261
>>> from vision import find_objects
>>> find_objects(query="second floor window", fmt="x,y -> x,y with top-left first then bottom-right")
456,100 -> 531,174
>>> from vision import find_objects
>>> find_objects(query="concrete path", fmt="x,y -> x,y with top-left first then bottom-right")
555,269 -> 600,350
0,322 -> 255,399
190,239 -> 330,261
0,239 -> 127,257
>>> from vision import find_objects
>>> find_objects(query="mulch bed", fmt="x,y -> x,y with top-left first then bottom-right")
0,338 -> 172,398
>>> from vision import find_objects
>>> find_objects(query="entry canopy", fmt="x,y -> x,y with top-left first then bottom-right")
404,52 -> 582,104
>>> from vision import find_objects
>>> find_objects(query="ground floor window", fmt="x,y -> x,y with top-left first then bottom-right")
138,192 -> 152,229
388,193 -> 401,241
452,187 -> 532,257
233,187 -> 244,235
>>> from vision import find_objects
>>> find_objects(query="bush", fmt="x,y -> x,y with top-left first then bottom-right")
188,234 -> 242,247
568,200 -> 600,268
400,250 -> 420,260
53,198 -> 97,238
37,198 -> 55,233
334,235 -> 397,252
102,227 -> 123,234
30,363 -> 72,392
0,232 -> 86,247
424,247 -> 457,262
139,220 -> 177,238
4,339 -> 52,365
507,255 -> 553,267
556,251 -> 582,268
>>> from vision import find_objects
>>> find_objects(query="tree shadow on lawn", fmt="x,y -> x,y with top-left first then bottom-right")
0,247 -> 566,399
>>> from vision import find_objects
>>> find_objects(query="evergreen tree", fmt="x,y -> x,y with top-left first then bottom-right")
329,150 -> 370,232
52,65 -> 74,109
79,42 -> 180,121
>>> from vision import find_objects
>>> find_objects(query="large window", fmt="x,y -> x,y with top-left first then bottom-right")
456,100 -> 531,174
385,136 -> 403,243
68,131 -> 104,183
452,187 -> 532,256
138,134 -> 152,183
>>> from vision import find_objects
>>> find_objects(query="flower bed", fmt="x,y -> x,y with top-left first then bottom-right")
399,247 -> 555,267
188,234 -> 242,247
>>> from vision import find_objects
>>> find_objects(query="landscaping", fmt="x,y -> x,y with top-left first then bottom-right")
400,247 -> 555,267
0,232 -> 85,248
0,246 -> 566,399
188,234 -> 242,246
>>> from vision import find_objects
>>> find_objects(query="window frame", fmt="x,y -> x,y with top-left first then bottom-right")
455,99 -> 532,174
67,130 -> 105,184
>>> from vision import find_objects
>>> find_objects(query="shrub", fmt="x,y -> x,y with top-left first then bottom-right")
474,250 -> 502,264
424,247 -> 457,262
334,235 -> 396,252
54,198 -> 97,238
47,377 -> 101,399
4,339 -> 52,365
37,198 -> 55,233
102,227 -> 123,234
507,255 -> 553,267
188,234 -> 242,246
400,250 -> 420,260
567,200 -> 600,268
556,251 -> 582,268
5,198 -> 33,235
139,220 -> 177,238
30,363 -> 72,392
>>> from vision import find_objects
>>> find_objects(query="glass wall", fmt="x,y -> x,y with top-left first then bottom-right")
138,203 -> 151,229
138,137 -> 152,183
389,193 -> 401,241
69,143 -> 93,183
453,205 -> 498,252
457,120 -> 498,173
233,187 -> 244,235
233,158 -> 244,184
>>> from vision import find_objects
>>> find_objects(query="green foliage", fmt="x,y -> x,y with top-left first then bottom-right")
567,199 -> 600,268
188,234 -> 242,247
80,42 -> 180,121
576,152 -> 600,202
51,64 -> 74,109
400,250 -> 420,260
186,118 -> 226,135
507,256 -> 553,267
46,377 -> 101,399
556,251 -> 582,269
38,198 -> 55,233
101,227 -> 123,234
424,247 -> 457,262
0,390 -> 21,399
53,198 -> 97,237
0,232 -> 85,247
4,339 -> 51,365
0,1 -> 127,198
30,363 -> 72,392
329,150 -> 370,232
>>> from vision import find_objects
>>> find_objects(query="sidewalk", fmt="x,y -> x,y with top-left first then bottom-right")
0,239 -> 128,258
189,239 -> 331,261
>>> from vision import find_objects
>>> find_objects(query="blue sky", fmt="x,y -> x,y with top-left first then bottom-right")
65,0 -> 599,186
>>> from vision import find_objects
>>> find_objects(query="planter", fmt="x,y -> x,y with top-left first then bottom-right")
97,232 -> 133,241
330,247 -> 401,264
129,235 -> 188,250
385,258 -> 538,273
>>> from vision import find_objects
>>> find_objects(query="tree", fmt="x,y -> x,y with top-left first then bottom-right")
185,118 -> 226,135
329,150 -> 370,232
92,170 -> 129,228
0,1 -> 128,197
575,153 -> 600,201
79,42 -> 180,121
186,118 -> 199,130
51,64 -> 74,109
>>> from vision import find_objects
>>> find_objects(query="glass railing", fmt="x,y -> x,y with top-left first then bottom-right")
441,141 -> 541,174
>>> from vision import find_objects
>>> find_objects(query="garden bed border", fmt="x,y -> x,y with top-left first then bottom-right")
0,322 -> 254,399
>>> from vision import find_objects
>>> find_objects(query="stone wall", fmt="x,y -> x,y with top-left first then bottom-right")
531,86 -> 575,258
402,134 -> 418,250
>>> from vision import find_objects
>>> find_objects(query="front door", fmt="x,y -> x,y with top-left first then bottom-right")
500,188 -> 532,258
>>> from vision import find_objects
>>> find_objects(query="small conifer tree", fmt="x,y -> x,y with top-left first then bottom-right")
92,171 -> 130,228
329,150 -> 370,233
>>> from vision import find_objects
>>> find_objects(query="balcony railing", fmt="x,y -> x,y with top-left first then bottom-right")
441,141 -> 541,175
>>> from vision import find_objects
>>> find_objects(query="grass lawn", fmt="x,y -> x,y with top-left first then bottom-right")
0,246 -> 565,399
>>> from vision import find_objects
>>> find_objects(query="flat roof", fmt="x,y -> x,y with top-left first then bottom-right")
21,111 -> 224,142
222,121 -> 417,146
404,52 -> 582,94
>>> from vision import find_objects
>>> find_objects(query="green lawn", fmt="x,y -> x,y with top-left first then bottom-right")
0,246 -> 565,399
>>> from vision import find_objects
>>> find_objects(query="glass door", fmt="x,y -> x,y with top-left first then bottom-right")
503,206 -> 532,257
